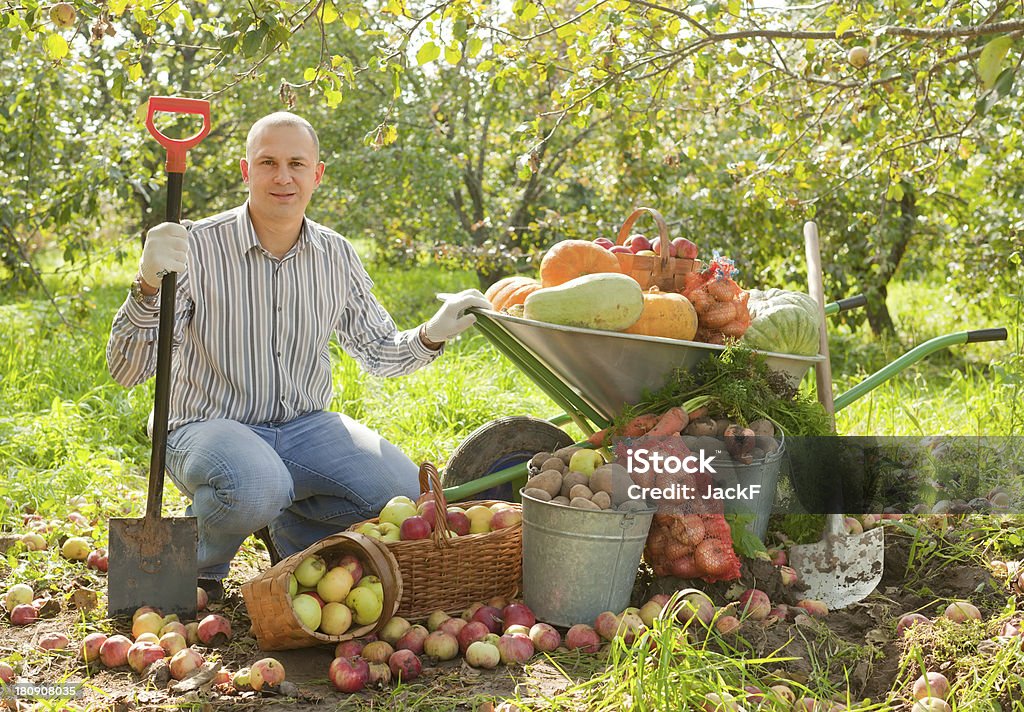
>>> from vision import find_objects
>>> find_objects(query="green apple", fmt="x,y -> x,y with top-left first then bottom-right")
316,567 -> 354,603
287,574 -> 298,597
291,593 -> 322,631
319,602 -> 353,635
357,575 -> 384,602
294,554 -> 327,587
377,522 -> 401,542
354,522 -> 381,538
379,500 -> 418,527
568,449 -> 604,477
346,586 -> 383,625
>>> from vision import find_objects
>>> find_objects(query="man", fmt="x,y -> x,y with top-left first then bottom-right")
106,112 -> 489,600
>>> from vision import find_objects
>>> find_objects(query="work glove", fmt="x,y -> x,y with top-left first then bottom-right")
422,289 -> 491,344
139,222 -> 189,290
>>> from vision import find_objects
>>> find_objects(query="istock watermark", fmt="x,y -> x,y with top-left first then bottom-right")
0,681 -> 83,700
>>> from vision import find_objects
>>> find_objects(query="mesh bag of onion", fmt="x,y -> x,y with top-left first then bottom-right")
681,253 -> 751,345
615,434 -> 742,584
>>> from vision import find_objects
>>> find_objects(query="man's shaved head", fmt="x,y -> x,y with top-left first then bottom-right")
246,112 -> 319,161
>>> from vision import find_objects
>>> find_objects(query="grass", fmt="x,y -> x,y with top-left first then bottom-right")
2,238 -> 1023,709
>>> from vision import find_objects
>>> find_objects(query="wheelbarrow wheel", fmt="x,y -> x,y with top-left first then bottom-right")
441,416 -> 575,503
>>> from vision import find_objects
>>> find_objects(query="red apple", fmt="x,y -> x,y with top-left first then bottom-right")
625,234 -> 652,253
39,632 -> 70,650
400,515 -> 432,541
594,611 -> 620,641
395,625 -> 429,655
99,635 -> 133,668
472,605 -> 503,634
81,632 -> 108,663
565,624 -> 600,652
461,602 -> 484,622
528,623 -> 561,652
501,603 -> 535,631
943,601 -> 982,622
416,501 -> 438,530
328,655 -> 369,693
897,613 -> 932,637
10,604 -> 39,626
491,508 -> 522,530
0,662 -> 13,684
795,599 -> 829,617
127,641 -> 166,673
671,237 -> 698,259
334,639 -> 365,659
445,510 -> 471,536
196,614 -> 232,646
388,649 -> 422,682
336,554 -> 364,584
497,633 -> 534,664
457,621 -> 490,654
594,237 -> 615,250
650,236 -> 677,257
912,672 -> 950,700
439,617 -> 467,637
738,589 -> 771,621
423,630 -> 459,661
86,548 -> 108,572
249,657 -> 285,690
715,615 -> 741,635
609,245 -> 632,254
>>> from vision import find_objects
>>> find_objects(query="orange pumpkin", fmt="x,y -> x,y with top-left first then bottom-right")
488,276 -> 541,311
622,288 -> 698,340
500,281 -> 543,311
539,240 -> 621,287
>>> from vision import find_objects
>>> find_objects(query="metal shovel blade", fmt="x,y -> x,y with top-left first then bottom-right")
108,513 -> 197,618
788,515 -> 885,610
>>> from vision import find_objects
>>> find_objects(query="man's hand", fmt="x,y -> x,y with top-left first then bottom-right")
422,289 -> 491,345
139,222 -> 189,290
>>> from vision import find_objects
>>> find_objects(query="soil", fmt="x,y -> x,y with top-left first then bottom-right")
1,525 -> 1021,711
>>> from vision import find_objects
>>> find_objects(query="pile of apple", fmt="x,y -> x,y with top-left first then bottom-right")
523,445 -> 645,512
17,508 -> 108,571
352,494 -> 522,541
288,552 -> 383,636
593,233 -> 699,260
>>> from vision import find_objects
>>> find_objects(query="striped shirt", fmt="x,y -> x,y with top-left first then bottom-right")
106,203 -> 440,431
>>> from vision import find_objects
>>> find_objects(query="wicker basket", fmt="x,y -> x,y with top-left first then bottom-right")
347,463 -> 522,621
240,531 -> 402,651
614,206 -> 701,291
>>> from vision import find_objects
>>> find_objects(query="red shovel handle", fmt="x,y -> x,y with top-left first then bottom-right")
145,96 -> 211,173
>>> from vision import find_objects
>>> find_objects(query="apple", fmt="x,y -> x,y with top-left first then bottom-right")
127,641 -> 165,673
354,523 -> 381,539
81,632 -> 108,663
395,624 -> 429,655
897,613 -> 932,637
625,234 -> 652,253
5,583 -> 33,610
329,655 -> 369,692
335,639 -> 365,659
466,640 -> 501,669
491,508 -> 522,530
377,522 -> 402,542
20,532 -> 46,551
388,649 -> 422,682
471,605 -> 503,634
912,672 -> 950,700
161,621 -> 187,639
528,623 -> 561,652
795,599 -> 829,617
135,632 -> 160,645
231,667 -> 252,691
423,630 -> 459,660
196,585 -> 209,611
317,566 -> 355,603
715,615 -> 741,635
336,554 -> 364,584
502,603 -> 536,631
319,602 -> 353,635
638,600 -> 663,627
944,600 -> 982,622
184,622 -> 200,646
39,632 -> 70,650
61,537 -> 91,561
568,449 -> 604,477
650,236 -> 677,257
400,515 -> 432,541
346,586 -> 383,625
379,499 -> 418,527
594,611 -> 619,641
439,617 -> 467,637
362,640 -> 394,663
416,500 -> 438,529
294,555 -> 327,587
99,635 -> 133,668
497,633 -> 534,664
196,614 -> 232,646
249,657 -> 285,690
426,609 -> 450,631
465,505 -> 494,534
458,621 -> 490,654
132,606 -> 160,623
10,603 -> 39,626
843,517 -> 864,535
86,548 -> 108,572
912,700 -> 951,712
49,2 -> 76,29
304,591 -> 327,607
672,237 -> 698,259
848,45 -> 870,69
292,593 -> 323,631
635,249 -> 657,256
738,589 -> 771,621
367,662 -> 391,687
609,245 -> 632,254
565,624 -> 600,652
159,632 -> 187,656
0,662 -> 13,683
593,237 -> 615,249
446,510 -> 471,536
357,575 -> 384,601
379,616 -> 412,644
615,612 -> 645,644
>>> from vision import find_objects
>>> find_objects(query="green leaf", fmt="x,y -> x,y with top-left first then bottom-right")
520,3 -> 538,21
325,88 -> 343,107
467,37 -> 483,58
835,15 -> 855,38
994,67 -> 1015,97
444,45 -> 461,64
43,33 -> 68,60
343,10 -> 359,29
241,28 -> 266,57
886,181 -> 904,202
320,2 -> 338,25
303,67 -> 318,81
727,0 -> 740,14
416,41 -> 440,65
477,59 -> 494,73
110,0 -> 129,16
978,35 -> 1013,89
128,62 -> 143,81
555,23 -> 576,39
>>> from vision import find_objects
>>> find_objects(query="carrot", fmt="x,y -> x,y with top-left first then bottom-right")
646,407 -> 689,437
587,428 -> 610,446
687,405 -> 709,421
621,413 -> 660,437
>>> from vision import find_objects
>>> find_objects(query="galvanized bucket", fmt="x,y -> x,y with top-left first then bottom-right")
520,490 -> 655,627
709,431 -> 786,541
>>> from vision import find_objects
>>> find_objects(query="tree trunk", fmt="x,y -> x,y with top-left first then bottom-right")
863,187 -> 917,336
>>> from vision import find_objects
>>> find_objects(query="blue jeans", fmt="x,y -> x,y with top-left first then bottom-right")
165,410 -> 420,579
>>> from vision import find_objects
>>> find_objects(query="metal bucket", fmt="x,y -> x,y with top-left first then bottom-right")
520,490 -> 655,627
709,432 -> 786,541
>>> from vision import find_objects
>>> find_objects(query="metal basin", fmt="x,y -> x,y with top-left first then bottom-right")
479,310 -> 824,422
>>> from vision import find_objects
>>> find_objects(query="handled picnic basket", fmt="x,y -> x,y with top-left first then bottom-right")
614,206 -> 701,291
347,463 -> 522,621
240,531 -> 402,651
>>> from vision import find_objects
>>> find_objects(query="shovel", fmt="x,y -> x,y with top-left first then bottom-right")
108,97 -> 211,618
787,221 -> 884,611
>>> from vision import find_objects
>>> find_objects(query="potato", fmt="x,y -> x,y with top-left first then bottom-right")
693,436 -> 726,455
618,500 -> 648,512
569,484 -> 594,501
684,417 -> 717,437
529,451 -> 552,473
756,435 -> 780,455
553,445 -> 581,465
526,470 -> 564,498
560,471 -> 589,498
570,497 -> 600,511
591,491 -> 612,509
551,496 -> 571,506
541,456 -> 566,474
748,419 -> 775,438
713,418 -> 732,436
522,487 -> 552,501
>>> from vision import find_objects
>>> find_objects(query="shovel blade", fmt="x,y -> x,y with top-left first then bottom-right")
788,527 -> 885,610
108,515 -> 198,618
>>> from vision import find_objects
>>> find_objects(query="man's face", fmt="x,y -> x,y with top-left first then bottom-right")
240,123 -> 324,226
